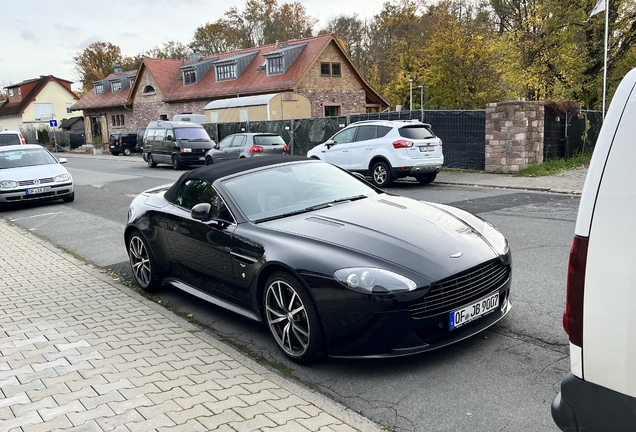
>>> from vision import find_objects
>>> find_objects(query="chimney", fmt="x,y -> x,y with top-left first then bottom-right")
189,52 -> 201,65
114,64 -> 123,74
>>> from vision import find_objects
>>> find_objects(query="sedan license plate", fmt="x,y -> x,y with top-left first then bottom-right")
26,186 -> 52,195
419,146 -> 434,152
198,156 -> 205,160
449,291 -> 499,330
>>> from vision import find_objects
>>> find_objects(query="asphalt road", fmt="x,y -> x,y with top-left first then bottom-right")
1,154 -> 573,432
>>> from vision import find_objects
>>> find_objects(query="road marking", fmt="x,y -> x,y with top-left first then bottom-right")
10,212 -> 63,221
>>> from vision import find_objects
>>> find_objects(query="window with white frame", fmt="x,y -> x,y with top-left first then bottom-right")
95,83 -> 104,94
34,103 -> 53,120
216,64 -> 236,81
112,81 -> 122,92
66,103 -> 72,114
8,89 -> 13,97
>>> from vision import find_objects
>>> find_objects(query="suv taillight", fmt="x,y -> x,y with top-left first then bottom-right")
119,138 -> 123,144
250,145 -> 264,153
563,235 -> 589,348
393,140 -> 413,149
19,134 -> 26,145
283,144 -> 289,153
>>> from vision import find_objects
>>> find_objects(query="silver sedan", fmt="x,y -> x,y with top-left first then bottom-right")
0,144 -> 74,204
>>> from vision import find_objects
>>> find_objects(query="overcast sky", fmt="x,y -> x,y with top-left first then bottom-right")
1,0 -> 387,91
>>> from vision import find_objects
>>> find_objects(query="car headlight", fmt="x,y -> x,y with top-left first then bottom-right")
54,173 -> 69,182
334,268 -> 417,294
482,222 -> 508,256
181,148 -> 192,153
0,180 -> 19,189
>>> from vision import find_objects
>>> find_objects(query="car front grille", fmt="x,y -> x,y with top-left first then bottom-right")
18,178 -> 55,186
409,259 -> 510,319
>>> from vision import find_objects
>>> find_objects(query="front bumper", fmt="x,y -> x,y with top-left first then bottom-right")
176,153 -> 207,166
552,373 -> 636,432
0,182 -> 74,203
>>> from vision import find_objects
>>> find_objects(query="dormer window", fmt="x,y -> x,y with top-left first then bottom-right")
112,81 -> 122,92
267,55 -> 284,75
8,89 -> 13,97
216,64 -> 236,81
183,69 -> 197,85
95,83 -> 104,94
143,85 -> 155,94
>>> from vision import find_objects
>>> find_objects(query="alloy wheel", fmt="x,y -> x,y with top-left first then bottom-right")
265,279 -> 311,358
129,235 -> 151,287
373,165 -> 387,185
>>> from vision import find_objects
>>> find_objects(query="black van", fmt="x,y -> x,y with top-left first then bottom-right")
143,121 -> 214,169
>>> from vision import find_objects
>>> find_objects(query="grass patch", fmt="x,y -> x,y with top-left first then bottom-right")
517,152 -> 592,177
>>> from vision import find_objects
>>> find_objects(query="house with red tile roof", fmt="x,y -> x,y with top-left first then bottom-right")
72,33 -> 389,147
0,75 -> 81,132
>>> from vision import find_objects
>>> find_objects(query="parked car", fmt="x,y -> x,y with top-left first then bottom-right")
136,128 -> 146,151
143,121 -> 215,169
306,119 -> 443,187
204,133 -> 290,165
551,68 -> 636,431
109,133 -> 139,156
0,130 -> 27,146
125,156 -> 511,363
0,144 -> 74,205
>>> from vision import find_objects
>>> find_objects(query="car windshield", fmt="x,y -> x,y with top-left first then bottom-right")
223,161 -> 379,222
175,128 -> 210,141
0,148 -> 57,169
0,135 -> 21,146
253,135 -> 285,145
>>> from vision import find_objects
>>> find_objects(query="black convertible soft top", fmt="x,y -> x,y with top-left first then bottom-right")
164,155 -> 310,204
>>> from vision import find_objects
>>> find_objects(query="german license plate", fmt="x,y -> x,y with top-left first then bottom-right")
199,157 -> 205,160
449,291 -> 499,330
26,186 -> 52,195
419,146 -> 434,152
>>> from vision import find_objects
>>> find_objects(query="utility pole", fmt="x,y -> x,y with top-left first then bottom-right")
418,85 -> 424,122
409,78 -> 413,112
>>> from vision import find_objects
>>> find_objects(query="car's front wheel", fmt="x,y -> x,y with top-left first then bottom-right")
371,161 -> 393,187
415,172 -> 437,184
172,155 -> 182,170
147,154 -> 157,168
263,271 -> 325,364
127,230 -> 161,291
205,156 -> 213,166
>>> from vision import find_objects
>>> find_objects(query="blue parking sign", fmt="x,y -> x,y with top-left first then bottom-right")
49,119 -> 57,127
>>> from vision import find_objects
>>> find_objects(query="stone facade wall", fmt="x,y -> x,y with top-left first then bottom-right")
485,101 -> 545,173
297,43 -> 366,117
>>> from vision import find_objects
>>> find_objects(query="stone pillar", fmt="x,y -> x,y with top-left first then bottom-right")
485,101 -> 545,173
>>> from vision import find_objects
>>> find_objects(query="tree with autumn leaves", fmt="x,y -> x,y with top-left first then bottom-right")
72,0 -> 636,110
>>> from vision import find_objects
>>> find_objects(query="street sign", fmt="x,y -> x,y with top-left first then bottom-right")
49,119 -> 58,127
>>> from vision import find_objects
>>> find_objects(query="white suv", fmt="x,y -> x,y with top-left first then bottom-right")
0,130 -> 27,146
306,120 -> 443,187
551,67 -> 636,430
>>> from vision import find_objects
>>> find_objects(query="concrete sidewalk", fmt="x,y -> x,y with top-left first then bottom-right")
0,220 -> 381,432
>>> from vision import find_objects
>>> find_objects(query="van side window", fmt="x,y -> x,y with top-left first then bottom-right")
155,129 -> 166,141
145,129 -> 156,142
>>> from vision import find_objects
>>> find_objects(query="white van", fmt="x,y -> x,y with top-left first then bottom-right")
172,114 -> 205,125
551,67 -> 636,430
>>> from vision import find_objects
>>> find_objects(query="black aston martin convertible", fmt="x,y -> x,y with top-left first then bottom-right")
125,156 -> 512,363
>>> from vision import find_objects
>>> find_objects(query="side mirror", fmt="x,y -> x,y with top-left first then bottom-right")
58,158 -> 68,164
191,203 -> 212,221
325,139 -> 335,149
165,135 -> 173,141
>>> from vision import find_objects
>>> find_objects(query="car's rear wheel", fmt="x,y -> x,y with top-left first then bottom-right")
416,172 -> 437,184
263,271 -> 325,364
127,230 -> 161,291
62,191 -> 75,202
123,147 -> 132,156
205,156 -> 213,166
371,161 -> 393,187
172,154 -> 182,170
147,154 -> 157,167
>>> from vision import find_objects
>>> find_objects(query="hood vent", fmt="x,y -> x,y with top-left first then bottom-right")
306,217 -> 344,227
